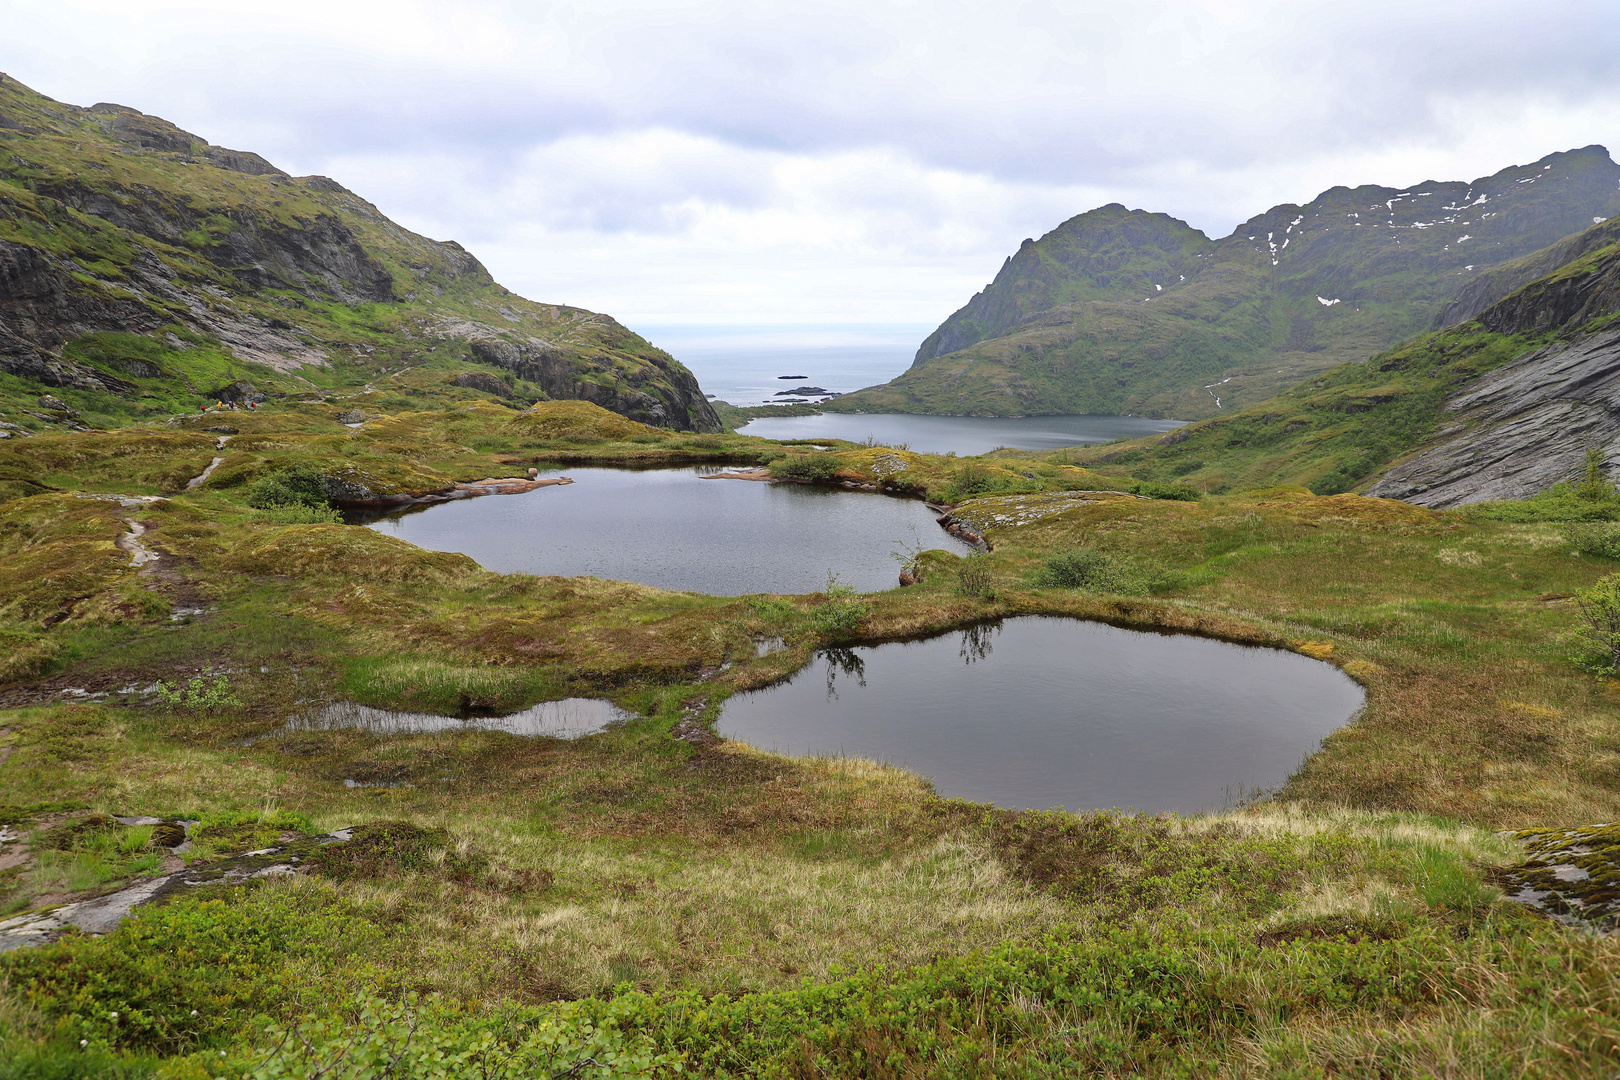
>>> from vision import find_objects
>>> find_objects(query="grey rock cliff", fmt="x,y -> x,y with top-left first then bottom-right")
1367,328 -> 1620,506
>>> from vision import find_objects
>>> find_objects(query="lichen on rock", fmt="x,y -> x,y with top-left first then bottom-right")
1494,823 -> 1620,930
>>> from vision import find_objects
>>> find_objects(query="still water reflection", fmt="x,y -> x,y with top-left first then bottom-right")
289,698 -> 629,739
735,413 -> 1185,455
720,617 -> 1364,814
365,466 -> 970,595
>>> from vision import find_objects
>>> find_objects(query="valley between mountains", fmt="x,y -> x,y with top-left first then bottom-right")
3,72 -> 1620,1078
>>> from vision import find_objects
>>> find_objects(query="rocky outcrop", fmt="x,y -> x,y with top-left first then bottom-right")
1367,227 -> 1620,507
1367,328 -> 1620,506
452,370 -> 516,397
442,324 -> 720,432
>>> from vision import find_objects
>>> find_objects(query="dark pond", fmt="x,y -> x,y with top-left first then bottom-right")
719,617 -> 1364,814
734,413 -> 1186,455
365,466 -> 971,595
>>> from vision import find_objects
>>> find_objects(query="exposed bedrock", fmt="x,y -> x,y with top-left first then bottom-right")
462,337 -> 721,433
1368,328 -> 1620,507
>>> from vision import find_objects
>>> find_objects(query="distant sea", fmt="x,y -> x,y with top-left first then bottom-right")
629,323 -> 928,407
627,322 -> 1186,454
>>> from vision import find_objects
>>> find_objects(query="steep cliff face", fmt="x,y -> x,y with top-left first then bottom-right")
1365,227 -> 1620,507
1365,328 -> 1620,506
0,73 -> 720,433
837,146 -> 1620,419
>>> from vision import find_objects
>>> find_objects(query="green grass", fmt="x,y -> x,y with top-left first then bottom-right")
3,379 -> 1620,1075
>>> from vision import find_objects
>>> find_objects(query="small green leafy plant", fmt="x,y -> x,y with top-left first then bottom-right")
153,667 -> 242,711
956,554 -> 996,599
803,574 -> 869,638
1574,572 -> 1620,674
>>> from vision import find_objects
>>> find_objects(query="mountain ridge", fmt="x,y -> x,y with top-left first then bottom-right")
1059,212 -> 1620,502
833,146 -> 1620,420
0,73 -> 721,433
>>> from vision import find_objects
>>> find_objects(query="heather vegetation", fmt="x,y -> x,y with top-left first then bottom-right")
3,383 -> 1620,1076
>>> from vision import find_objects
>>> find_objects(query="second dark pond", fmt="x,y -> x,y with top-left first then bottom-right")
720,617 -> 1365,814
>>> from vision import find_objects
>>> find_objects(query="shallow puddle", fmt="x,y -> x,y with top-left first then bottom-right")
290,698 -> 630,739
720,617 -> 1365,814
363,466 -> 970,594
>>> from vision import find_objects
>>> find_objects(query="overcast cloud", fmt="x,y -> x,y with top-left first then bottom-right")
6,0 -> 1620,327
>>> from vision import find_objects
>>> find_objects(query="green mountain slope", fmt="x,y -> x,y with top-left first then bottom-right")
834,147 -> 1620,420
1062,215 -> 1620,499
0,73 -> 720,433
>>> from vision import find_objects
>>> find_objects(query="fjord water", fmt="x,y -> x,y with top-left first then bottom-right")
366,466 -> 970,595
735,412 -> 1186,455
720,617 -> 1364,814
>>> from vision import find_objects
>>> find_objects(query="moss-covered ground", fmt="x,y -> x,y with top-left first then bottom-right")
3,395 -> 1620,1077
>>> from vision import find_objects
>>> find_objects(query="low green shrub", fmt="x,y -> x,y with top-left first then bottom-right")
1034,548 -> 1119,590
1032,549 -> 1189,596
248,994 -> 680,1080
956,554 -> 996,599
1125,480 -> 1200,501
252,504 -> 342,525
254,925 -> 1444,1079
0,892 -> 381,1054
768,454 -> 843,483
802,575 -> 869,638
245,466 -> 330,511
0,1046 -> 159,1080
1564,521 -> 1620,558
942,462 -> 1011,503
1471,495 -> 1620,522
1574,572 -> 1620,675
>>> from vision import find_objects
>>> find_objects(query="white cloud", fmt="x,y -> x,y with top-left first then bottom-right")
4,0 -> 1620,326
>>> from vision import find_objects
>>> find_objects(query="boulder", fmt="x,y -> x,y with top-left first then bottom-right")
452,370 -> 515,397
207,380 -> 267,405
37,394 -> 77,416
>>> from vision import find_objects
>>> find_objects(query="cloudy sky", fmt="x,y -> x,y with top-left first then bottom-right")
7,0 -> 1620,334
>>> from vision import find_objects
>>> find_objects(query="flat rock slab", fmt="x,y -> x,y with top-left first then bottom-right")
1494,823 -> 1620,932
0,827 -> 355,952
456,476 -> 572,496
1368,327 -> 1620,507
701,468 -> 773,481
